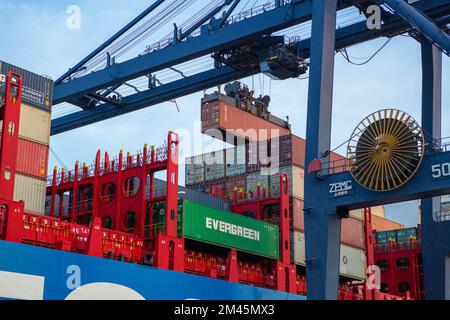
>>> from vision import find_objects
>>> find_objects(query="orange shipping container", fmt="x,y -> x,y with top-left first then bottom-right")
371,215 -> 404,232
341,217 -> 365,249
202,100 -> 291,142
292,198 -> 304,230
291,135 -> 305,168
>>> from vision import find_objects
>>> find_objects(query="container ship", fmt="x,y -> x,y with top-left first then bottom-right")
0,63 -> 412,300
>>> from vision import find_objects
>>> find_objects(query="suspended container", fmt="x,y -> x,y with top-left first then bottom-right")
182,200 -> 279,259
201,94 -> 290,142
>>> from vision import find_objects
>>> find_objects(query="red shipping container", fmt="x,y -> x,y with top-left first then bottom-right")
341,217 -> 365,249
0,136 -> 49,180
16,138 -> 49,180
202,100 -> 291,142
292,198 -> 304,230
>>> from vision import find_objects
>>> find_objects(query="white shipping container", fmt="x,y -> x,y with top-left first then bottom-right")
19,104 -> 51,145
340,244 -> 366,280
349,209 -> 364,220
293,231 -> 366,280
13,173 -> 46,214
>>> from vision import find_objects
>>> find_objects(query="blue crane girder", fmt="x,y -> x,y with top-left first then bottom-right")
51,0 -> 450,135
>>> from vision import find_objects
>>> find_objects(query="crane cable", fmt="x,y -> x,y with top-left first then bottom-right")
339,38 -> 392,66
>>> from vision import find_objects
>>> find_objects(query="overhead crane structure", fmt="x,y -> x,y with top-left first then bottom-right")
51,0 -> 450,300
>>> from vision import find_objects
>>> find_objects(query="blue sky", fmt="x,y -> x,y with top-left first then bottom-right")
0,0 -> 449,227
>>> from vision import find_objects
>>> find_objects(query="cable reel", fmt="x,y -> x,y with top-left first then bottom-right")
347,109 -> 424,192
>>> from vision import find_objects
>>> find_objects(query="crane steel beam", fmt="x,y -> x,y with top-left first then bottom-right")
51,66 -> 246,135
56,0 -> 167,85
53,1 -> 316,104
382,0 -> 450,54
50,0 -> 450,135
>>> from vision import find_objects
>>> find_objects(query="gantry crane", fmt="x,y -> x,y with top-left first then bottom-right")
51,0 -> 450,299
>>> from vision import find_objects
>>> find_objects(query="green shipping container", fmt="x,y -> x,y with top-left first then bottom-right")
376,232 -> 387,245
182,200 -> 279,259
406,227 -> 418,240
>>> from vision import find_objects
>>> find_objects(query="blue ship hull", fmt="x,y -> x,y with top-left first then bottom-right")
0,241 -> 305,300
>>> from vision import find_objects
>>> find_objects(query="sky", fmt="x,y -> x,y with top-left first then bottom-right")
0,0 -> 449,227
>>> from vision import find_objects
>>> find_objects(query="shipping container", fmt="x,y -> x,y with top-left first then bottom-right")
0,136 -> 49,180
204,150 -> 225,181
349,209 -> 364,220
371,206 -> 385,218
293,231 -> 306,265
182,200 -> 279,259
18,104 -> 51,145
185,155 -> 205,185
376,232 -> 387,245
246,172 -> 270,196
293,231 -> 366,280
201,98 -> 291,142
341,217 -> 365,249
291,135 -> 305,168
0,104 -> 51,146
371,215 -> 404,232
204,178 -> 226,195
178,187 -> 230,211
292,198 -> 304,230
267,166 -> 303,199
15,138 -> 49,179
13,173 -> 46,214
340,244 -> 366,280
225,146 -> 246,177
224,175 -> 247,199
0,60 -> 53,111
374,227 -> 418,245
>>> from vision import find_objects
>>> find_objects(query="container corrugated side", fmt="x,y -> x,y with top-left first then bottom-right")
13,173 -> 46,214
178,187 -> 230,211
371,215 -> 404,232
16,138 -> 49,180
182,200 -> 279,259
0,61 -> 53,111
293,231 -> 366,280
216,101 -> 291,141
291,135 -> 305,168
292,198 -> 304,230
18,104 -> 51,145
339,244 -> 366,280
267,166 -> 303,199
341,217 -> 364,249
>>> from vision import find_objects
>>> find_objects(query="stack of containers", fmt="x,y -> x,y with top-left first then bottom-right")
293,208 -> 367,281
224,146 -> 246,178
185,155 -> 205,185
0,61 -> 53,214
204,150 -> 225,181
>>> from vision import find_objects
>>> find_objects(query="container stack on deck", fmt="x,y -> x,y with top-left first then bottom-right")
0,61 -> 53,215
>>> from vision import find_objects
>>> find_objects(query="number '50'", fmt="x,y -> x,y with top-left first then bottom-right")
432,163 -> 450,178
